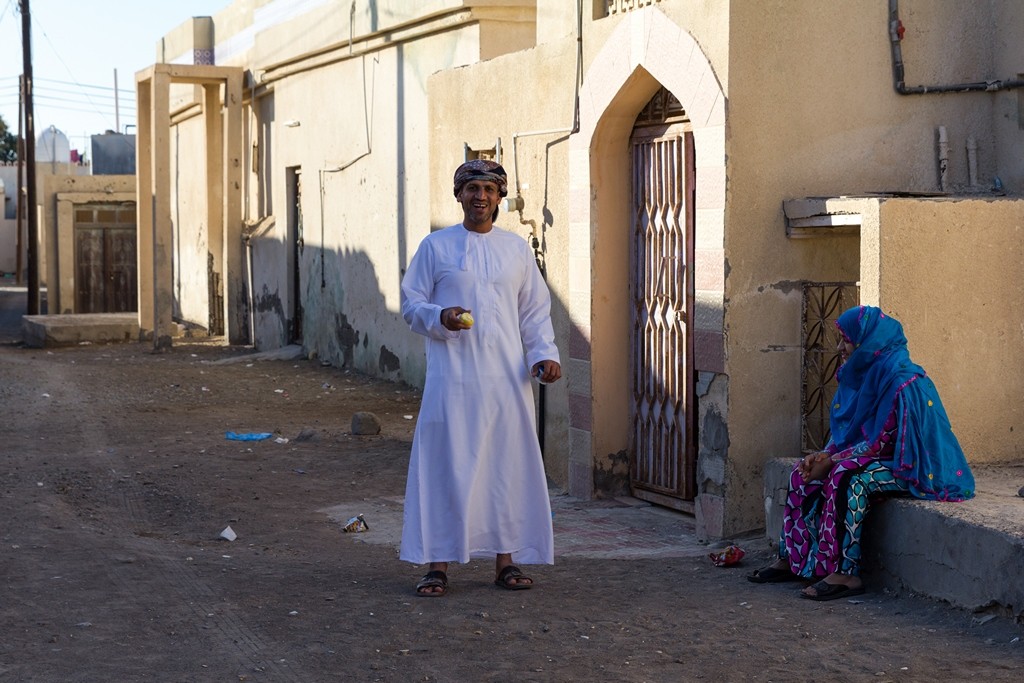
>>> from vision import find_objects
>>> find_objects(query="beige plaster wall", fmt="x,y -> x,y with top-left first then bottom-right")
723,0 -> 1021,534
149,0 -> 1024,538
253,20 -> 499,370
428,38 -> 577,488
564,4 -> 732,527
155,1 -> 536,366
871,198 -> 1024,463
37,174 -> 135,313
536,0 -> 575,44
169,115 -> 211,329
160,0 -> 538,69
0,166 -> 20,274
428,2 -> 734,503
991,0 -> 1024,192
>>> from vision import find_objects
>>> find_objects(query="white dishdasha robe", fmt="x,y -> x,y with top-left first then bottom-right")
399,224 -> 558,565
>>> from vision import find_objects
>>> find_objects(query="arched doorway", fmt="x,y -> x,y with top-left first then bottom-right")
567,7 -> 726,535
628,88 -> 697,510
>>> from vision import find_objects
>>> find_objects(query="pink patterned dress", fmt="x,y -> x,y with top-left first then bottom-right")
779,411 -> 909,578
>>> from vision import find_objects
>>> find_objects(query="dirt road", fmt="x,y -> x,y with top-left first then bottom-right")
0,337 -> 1021,682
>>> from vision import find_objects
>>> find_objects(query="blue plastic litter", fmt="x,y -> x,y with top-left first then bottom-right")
225,431 -> 273,441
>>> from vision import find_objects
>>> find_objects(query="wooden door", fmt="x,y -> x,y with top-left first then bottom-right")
75,205 -> 137,313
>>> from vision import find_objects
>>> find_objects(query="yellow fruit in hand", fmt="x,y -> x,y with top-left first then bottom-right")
457,312 -> 474,327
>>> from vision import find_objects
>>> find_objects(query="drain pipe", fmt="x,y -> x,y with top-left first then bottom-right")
889,0 -> 1024,95
936,125 -> 949,192
966,136 -> 978,188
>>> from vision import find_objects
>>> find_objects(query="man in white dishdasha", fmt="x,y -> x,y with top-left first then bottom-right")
399,159 -> 562,597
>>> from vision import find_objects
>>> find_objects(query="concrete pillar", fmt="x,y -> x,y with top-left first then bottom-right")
55,197 -> 74,313
223,70 -> 246,344
136,72 -> 154,337
204,84 -> 224,336
150,68 -> 174,350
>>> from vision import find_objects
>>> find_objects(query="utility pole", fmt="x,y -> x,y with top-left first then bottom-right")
20,0 -> 39,314
15,76 -> 24,284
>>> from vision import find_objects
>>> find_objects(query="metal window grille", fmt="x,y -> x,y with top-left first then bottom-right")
801,282 -> 859,453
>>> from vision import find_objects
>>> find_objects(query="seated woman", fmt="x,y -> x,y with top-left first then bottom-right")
748,305 -> 974,601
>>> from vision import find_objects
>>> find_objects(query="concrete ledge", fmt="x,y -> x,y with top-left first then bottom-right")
22,313 -> 140,348
763,457 -> 1024,618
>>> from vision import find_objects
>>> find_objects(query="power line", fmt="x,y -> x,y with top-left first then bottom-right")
28,11 -> 121,132
0,74 -> 135,95
0,82 -> 135,104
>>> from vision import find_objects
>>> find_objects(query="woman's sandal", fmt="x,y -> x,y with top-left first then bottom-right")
747,566 -> 801,584
494,565 -> 533,591
801,579 -> 865,601
415,570 -> 448,597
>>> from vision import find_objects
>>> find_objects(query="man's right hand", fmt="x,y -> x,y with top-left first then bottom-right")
441,307 -> 473,331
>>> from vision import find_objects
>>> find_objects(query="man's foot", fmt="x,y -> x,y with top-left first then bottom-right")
494,564 -> 533,590
415,570 -> 448,597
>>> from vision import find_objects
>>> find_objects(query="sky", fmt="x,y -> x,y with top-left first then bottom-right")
0,1 -> 229,154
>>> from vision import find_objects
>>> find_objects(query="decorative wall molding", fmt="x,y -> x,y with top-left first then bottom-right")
607,0 -> 662,16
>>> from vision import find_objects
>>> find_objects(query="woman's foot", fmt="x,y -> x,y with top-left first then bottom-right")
801,572 -> 864,601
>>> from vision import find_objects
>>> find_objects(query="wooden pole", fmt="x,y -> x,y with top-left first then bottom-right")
15,76 -> 24,284
20,0 -> 39,314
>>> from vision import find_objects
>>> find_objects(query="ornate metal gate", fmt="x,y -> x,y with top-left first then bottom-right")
629,121 -> 696,510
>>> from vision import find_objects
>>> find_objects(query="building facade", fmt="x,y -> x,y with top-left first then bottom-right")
143,0 -> 1024,539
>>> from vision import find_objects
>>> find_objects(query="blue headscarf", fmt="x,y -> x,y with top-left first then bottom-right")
830,306 -> 974,501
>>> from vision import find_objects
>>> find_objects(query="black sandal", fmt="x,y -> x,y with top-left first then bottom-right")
801,579 -> 865,601
494,565 -> 533,591
415,570 -> 448,597
747,566 -> 800,584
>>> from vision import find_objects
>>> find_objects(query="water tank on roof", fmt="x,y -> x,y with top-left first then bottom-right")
36,125 -> 71,163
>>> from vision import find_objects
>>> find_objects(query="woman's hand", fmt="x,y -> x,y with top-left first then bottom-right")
799,451 -> 833,483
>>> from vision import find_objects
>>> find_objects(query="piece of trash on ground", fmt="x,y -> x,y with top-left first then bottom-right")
274,437 -> 289,444
220,525 -> 238,541
225,431 -> 273,441
708,544 -> 745,567
343,514 -> 369,533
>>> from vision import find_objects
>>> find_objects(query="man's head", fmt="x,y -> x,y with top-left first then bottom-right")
452,159 -> 508,199
453,160 -> 508,227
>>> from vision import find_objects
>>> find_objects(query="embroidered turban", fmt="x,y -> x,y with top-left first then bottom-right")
453,159 -> 508,198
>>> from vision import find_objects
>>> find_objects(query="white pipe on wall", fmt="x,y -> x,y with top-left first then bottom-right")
966,136 -> 978,188
937,125 -> 949,192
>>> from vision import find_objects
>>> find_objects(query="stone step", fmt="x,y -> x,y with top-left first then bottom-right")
762,458 -> 1024,619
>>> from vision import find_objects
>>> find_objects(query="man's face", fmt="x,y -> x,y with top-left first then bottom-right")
457,179 -> 500,225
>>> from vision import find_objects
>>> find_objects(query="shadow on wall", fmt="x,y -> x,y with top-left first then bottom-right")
298,244 -> 412,381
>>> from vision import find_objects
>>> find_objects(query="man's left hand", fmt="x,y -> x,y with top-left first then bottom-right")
532,361 -> 562,384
